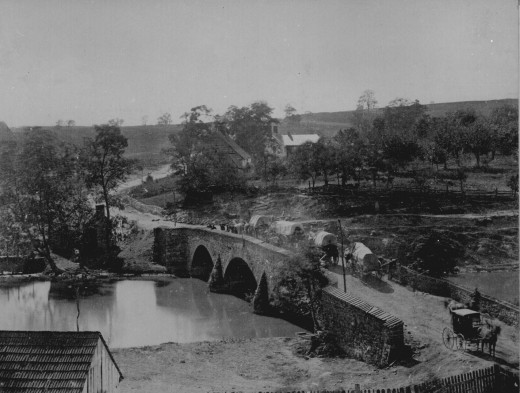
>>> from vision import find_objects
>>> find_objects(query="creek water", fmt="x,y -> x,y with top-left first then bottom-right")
0,278 -> 303,348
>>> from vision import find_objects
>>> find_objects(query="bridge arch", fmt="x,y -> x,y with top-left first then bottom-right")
191,245 -> 214,281
224,257 -> 257,299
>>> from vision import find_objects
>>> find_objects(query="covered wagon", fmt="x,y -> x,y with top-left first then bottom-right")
315,231 -> 339,266
249,215 -> 273,229
313,231 -> 337,247
346,242 -> 382,279
272,221 -> 305,237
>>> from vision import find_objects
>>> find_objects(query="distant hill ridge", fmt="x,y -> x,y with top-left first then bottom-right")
7,98 -> 518,158
285,98 -> 518,138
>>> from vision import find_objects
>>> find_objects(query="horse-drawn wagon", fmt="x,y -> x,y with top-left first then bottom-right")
442,303 -> 500,355
345,242 -> 387,279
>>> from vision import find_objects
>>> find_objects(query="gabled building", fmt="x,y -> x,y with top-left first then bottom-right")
205,130 -> 252,170
273,131 -> 320,158
0,331 -> 123,393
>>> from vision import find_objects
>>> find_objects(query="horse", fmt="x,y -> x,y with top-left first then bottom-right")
477,321 -> 501,357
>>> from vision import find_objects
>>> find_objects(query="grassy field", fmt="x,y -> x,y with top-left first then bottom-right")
447,271 -> 519,305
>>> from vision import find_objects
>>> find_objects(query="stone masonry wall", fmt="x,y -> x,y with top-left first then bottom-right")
152,226 -> 294,290
321,286 -> 404,367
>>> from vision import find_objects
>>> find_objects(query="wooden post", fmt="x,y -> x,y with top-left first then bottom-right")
338,219 -> 347,293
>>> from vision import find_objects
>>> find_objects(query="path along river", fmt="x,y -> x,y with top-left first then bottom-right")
0,278 -> 303,348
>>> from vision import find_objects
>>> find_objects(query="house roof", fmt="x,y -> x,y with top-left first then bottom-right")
281,134 -> 320,146
0,331 -> 123,393
205,131 -> 252,168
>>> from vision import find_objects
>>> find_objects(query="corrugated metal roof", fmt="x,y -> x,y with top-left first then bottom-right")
0,331 -> 123,393
282,134 -> 320,146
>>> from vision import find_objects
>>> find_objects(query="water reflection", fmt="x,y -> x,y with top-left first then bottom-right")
0,279 -> 303,348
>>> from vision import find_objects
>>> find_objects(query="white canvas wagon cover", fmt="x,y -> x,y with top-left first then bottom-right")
314,231 -> 337,247
249,215 -> 272,228
349,242 -> 380,274
273,220 -> 304,236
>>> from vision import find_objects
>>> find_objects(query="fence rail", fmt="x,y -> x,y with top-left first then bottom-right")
390,265 -> 519,326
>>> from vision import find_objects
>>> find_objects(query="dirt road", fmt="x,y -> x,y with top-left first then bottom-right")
327,266 -> 519,370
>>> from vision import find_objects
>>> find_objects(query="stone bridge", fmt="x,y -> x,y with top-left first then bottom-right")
152,226 -> 295,312
152,225 -> 405,366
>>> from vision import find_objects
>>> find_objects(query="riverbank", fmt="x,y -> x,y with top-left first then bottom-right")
111,336 -> 497,393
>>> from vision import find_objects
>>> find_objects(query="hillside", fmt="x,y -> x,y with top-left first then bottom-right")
11,124 -> 182,164
9,98 -> 518,159
283,98 -> 518,138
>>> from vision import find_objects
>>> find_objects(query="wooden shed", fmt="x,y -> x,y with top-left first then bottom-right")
0,331 -> 123,393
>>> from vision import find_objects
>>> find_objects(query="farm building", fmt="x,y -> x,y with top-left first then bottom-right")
0,331 -> 123,393
275,132 -> 320,157
206,130 -> 252,170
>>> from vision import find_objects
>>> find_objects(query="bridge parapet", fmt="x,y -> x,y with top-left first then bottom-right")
153,226 -> 294,294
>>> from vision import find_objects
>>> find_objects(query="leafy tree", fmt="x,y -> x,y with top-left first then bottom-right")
272,246 -> 328,332
108,118 -> 124,127
507,174 -> 518,196
56,120 -> 64,128
284,104 -> 297,118
81,124 -> 134,248
462,118 -> 492,167
289,141 -> 324,188
357,89 -> 378,111
221,101 -> 278,160
157,112 -> 173,125
352,90 -> 378,136
489,104 -> 518,158
383,98 -> 427,138
0,129 -> 90,273
408,230 -> 464,277
67,120 -> 76,127
169,106 -> 245,193
433,115 -> 464,168
332,128 -> 365,185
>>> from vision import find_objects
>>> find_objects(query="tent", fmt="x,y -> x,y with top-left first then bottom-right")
273,220 -> 305,236
314,231 -> 337,247
249,215 -> 272,228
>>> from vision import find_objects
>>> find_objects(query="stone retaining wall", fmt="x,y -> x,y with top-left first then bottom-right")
321,286 -> 404,367
392,265 -> 519,326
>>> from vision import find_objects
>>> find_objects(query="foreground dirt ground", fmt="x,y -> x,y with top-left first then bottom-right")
112,336 -> 499,393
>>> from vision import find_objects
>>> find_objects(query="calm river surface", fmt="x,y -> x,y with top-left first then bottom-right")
0,278 -> 303,348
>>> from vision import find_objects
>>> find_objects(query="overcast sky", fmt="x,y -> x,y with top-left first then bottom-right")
0,0 -> 517,127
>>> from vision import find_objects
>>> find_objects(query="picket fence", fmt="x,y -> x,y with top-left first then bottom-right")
215,365 -> 518,393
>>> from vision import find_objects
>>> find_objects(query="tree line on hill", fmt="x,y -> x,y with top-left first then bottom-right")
166,92 -> 518,195
289,92 -> 518,193
0,122 -> 133,273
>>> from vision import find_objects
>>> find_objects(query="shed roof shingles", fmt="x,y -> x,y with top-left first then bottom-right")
0,331 -> 117,393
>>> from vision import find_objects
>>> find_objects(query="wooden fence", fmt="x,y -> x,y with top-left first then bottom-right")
306,184 -> 516,200
215,365 -> 518,393
390,265 -> 519,326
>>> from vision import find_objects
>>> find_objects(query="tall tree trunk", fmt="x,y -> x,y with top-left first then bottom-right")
40,230 -> 61,274
474,153 -> 480,167
102,185 -> 112,253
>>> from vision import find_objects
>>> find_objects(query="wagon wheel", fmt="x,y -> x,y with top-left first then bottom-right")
455,334 -> 466,351
442,327 -> 455,350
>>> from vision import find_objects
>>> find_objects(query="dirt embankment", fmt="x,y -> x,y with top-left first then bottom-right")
112,336 -> 498,393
